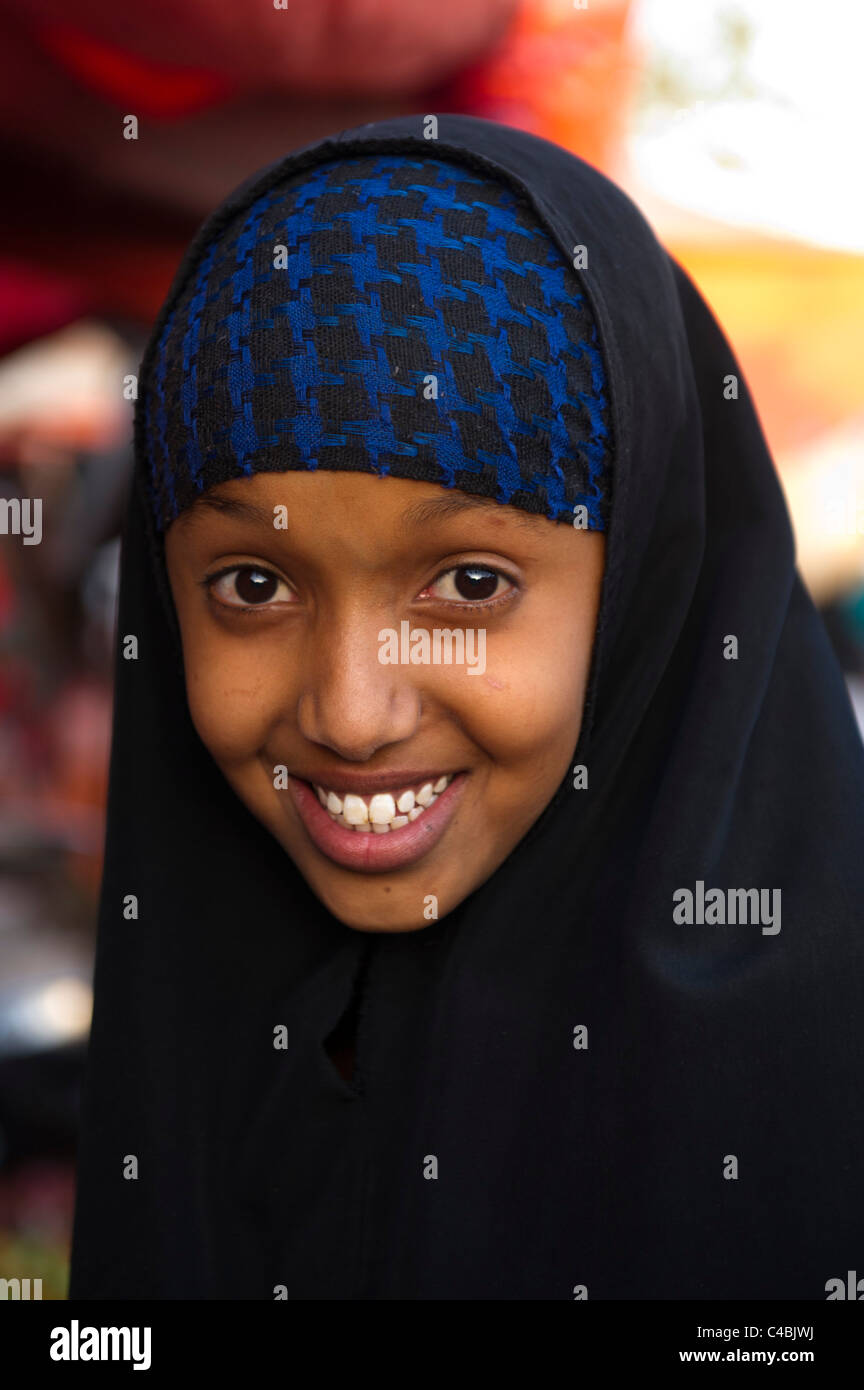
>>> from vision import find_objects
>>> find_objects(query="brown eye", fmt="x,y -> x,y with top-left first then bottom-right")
209,566 -> 293,608
425,564 -> 513,605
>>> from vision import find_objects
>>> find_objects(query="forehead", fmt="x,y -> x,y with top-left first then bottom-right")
173,471 -> 558,539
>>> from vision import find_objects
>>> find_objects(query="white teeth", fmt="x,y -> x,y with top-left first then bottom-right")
369,793 -> 397,824
312,774 -> 456,833
342,794 -> 369,825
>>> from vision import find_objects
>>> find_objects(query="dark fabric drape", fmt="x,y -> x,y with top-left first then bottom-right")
69,114 -> 864,1300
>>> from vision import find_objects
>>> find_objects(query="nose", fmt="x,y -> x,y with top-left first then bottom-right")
295,605 -> 422,763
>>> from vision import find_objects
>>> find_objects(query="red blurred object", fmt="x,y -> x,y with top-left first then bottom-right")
11,0 -> 520,96
38,21 -> 235,118
0,262 -> 87,357
0,0 -> 634,342
445,0 -> 634,176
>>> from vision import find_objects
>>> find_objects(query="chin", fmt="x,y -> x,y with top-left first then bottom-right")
318,889 -> 437,933
307,876 -> 452,934
340,913 -> 431,934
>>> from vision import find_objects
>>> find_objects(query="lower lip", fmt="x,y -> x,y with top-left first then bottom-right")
286,773 -> 469,873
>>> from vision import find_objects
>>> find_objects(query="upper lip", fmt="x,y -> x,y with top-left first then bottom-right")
295,769 -> 462,795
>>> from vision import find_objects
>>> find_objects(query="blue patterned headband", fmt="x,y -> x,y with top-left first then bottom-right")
141,153 -> 611,533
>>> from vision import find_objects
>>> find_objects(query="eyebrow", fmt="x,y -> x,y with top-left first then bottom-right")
399,493 -> 550,532
182,488 -> 550,532
181,494 -> 275,527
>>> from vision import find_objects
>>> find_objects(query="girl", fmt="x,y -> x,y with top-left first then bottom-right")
69,114 -> 864,1300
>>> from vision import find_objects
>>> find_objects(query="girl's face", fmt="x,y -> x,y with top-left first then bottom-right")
165,471 -> 604,931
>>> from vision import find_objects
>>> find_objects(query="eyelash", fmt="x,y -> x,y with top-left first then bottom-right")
201,562 -> 519,613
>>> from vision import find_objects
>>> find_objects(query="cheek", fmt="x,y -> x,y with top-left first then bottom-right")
181,635 -> 282,766
450,610 -> 593,765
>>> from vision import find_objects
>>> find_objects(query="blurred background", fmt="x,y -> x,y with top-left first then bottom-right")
1,0 -> 862,1299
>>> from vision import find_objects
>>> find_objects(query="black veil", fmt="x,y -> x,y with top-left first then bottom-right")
69,114 -> 864,1300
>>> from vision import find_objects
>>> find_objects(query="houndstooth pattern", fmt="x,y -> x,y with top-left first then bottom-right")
143,155 -> 611,532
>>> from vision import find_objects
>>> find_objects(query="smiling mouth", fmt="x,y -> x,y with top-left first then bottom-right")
286,771 -> 469,873
312,774 -> 455,834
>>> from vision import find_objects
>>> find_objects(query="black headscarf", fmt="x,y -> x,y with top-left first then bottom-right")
69,114 -> 864,1300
